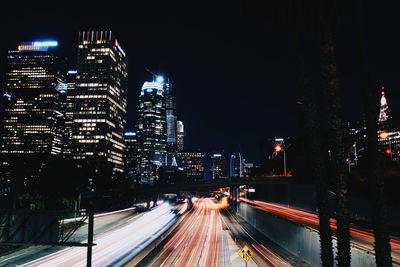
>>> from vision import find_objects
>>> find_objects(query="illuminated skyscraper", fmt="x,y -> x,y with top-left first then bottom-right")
177,149 -> 205,182
62,70 -> 77,154
0,41 -> 66,156
124,131 -> 139,183
211,153 -> 227,179
177,120 -> 184,150
164,80 -> 179,165
377,86 -> 400,160
378,86 -> 390,123
165,81 -> 177,145
137,81 -> 167,183
73,31 -> 128,175
229,152 -> 243,178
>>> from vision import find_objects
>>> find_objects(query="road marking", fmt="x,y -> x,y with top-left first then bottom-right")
231,252 -> 239,261
127,213 -> 142,222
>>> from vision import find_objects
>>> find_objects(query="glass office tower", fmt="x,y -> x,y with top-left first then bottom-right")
73,31 -> 128,175
1,41 -> 66,156
137,81 -> 167,183
177,149 -> 205,182
176,120 -> 184,151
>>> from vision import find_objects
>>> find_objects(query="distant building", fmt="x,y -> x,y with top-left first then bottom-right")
242,159 -> 254,176
164,80 -> 179,165
377,86 -> 400,161
62,70 -> 77,155
379,86 -> 390,123
137,80 -> 167,183
124,131 -> 139,183
177,120 -> 184,151
229,152 -> 243,178
1,40 -> 66,156
73,31 -> 128,176
345,121 -> 365,167
157,165 -> 185,185
177,149 -> 205,182
165,81 -> 177,144
211,153 -> 227,179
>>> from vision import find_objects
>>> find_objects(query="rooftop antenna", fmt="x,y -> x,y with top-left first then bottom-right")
145,67 -> 166,83
145,67 -> 156,81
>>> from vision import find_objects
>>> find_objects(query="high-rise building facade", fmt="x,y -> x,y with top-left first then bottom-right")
164,80 -> 179,165
377,86 -> 400,160
1,41 -> 66,156
165,81 -> 177,145
211,153 -> 227,179
124,131 -> 139,183
176,120 -> 184,151
137,81 -> 167,183
73,31 -> 128,175
242,159 -> 254,176
229,152 -> 243,178
177,149 -> 205,182
62,70 -> 77,154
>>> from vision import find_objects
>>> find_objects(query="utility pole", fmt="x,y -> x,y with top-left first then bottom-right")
283,149 -> 287,176
347,151 -> 351,173
87,211 -> 94,267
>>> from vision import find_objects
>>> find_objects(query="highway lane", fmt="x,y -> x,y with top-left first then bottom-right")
221,209 -> 299,267
19,203 -> 178,267
241,197 -> 400,264
141,197 -> 291,267
0,206 -> 142,266
145,198 -> 228,267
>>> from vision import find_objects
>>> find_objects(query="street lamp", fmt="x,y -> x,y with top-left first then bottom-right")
274,145 -> 286,176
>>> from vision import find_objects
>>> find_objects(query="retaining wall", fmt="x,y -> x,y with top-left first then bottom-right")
236,201 -> 377,266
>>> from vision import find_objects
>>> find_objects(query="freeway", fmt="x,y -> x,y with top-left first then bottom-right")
17,203 -> 178,267
61,206 -> 137,224
240,197 -> 400,264
139,197 -> 295,267
221,209 -> 309,267
0,205 -> 142,266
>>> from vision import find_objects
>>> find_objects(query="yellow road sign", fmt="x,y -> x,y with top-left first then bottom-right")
238,245 -> 253,262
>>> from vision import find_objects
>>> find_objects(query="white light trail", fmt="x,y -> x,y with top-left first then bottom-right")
22,203 -> 177,267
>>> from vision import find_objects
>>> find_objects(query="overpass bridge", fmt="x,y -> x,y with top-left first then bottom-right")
128,175 -> 294,194
80,176 -> 294,211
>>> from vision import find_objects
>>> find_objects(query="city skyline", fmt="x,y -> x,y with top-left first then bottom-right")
0,1 -> 399,165
1,2 -> 399,266
0,35 -> 258,182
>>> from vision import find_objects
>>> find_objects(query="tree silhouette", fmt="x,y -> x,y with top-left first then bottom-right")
355,2 -> 393,265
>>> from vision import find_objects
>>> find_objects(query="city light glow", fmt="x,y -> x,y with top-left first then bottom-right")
142,81 -> 163,91
33,41 -> 58,47
379,131 -> 389,139
156,76 -> 164,83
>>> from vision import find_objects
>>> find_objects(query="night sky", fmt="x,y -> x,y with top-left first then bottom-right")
1,1 -> 399,164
